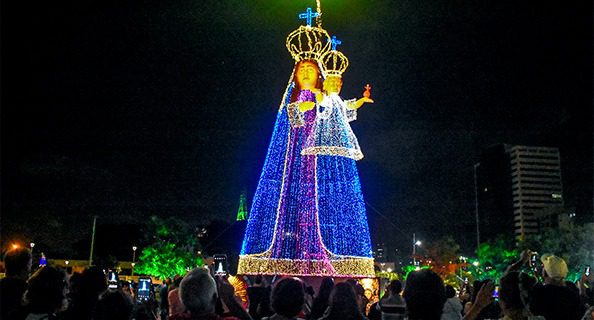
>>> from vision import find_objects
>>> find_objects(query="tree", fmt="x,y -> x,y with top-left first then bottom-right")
473,235 -> 518,281
423,237 -> 463,286
525,223 -> 594,281
134,216 -> 204,279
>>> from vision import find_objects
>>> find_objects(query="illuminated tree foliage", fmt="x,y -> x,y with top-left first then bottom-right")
524,223 -> 594,282
424,237 -> 462,285
473,235 -> 518,281
401,264 -> 430,279
134,216 -> 204,279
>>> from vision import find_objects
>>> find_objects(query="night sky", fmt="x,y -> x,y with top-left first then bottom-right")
2,0 -> 592,258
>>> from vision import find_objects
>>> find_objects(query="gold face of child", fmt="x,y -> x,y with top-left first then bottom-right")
296,61 -> 319,90
323,76 -> 343,94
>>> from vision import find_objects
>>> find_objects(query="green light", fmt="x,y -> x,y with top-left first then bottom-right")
236,190 -> 249,221
134,242 -> 204,279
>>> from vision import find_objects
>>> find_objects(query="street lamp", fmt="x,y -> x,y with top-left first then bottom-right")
132,246 -> 138,276
12,244 -> 18,250
132,246 -> 137,262
30,242 -> 35,255
412,233 -> 422,266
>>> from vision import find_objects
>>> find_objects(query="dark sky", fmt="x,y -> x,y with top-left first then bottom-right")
2,0 -> 592,257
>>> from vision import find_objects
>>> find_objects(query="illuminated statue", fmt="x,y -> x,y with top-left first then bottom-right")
301,40 -> 374,160
238,8 -> 375,277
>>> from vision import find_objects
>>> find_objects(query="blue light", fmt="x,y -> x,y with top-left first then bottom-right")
298,7 -> 320,27
329,35 -> 342,51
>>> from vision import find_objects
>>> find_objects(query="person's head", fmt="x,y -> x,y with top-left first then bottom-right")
540,254 -> 568,283
3,246 -> 32,278
499,272 -> 536,315
93,290 -> 134,320
389,279 -> 403,296
270,277 -> 305,318
403,269 -> 446,320
179,268 -> 218,315
323,75 -> 343,94
318,277 -> 335,300
294,60 -> 321,90
172,275 -> 183,289
327,282 -> 362,317
444,285 -> 456,299
24,266 -> 69,314
81,266 -> 108,298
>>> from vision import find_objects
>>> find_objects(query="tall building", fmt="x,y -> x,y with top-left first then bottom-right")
508,145 -> 564,238
475,145 -> 564,243
373,242 -> 387,262
475,145 -> 514,243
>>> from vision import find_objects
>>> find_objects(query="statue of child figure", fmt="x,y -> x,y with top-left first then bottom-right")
301,75 -> 374,160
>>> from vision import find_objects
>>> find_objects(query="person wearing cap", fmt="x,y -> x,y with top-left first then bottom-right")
530,253 -> 583,320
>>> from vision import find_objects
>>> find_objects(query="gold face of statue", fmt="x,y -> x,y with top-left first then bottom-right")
296,61 -> 319,90
323,76 -> 343,94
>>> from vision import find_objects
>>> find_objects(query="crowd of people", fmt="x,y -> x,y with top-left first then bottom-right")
1,247 -> 592,320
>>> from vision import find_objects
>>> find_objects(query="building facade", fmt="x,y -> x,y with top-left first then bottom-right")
508,145 -> 564,238
476,144 -> 564,242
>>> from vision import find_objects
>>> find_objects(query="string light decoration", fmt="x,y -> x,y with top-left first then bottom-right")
301,35 -> 363,160
238,7 -> 374,277
320,36 -> 349,78
286,8 -> 331,63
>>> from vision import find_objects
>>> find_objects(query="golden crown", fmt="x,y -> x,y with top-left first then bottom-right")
320,42 -> 349,78
286,8 -> 331,62
286,25 -> 331,62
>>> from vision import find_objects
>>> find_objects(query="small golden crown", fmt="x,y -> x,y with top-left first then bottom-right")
286,8 -> 331,62
320,36 -> 349,77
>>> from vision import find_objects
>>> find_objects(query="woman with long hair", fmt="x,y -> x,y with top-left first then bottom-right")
318,282 -> 367,320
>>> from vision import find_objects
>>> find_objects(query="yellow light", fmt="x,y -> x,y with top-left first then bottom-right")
360,278 -> 374,289
286,25 -> 331,62
237,254 -> 375,277
11,244 -> 18,249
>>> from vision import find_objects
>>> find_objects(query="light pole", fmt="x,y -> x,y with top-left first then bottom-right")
132,246 -> 137,276
412,233 -> 422,266
30,242 -> 35,254
89,216 -> 98,266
